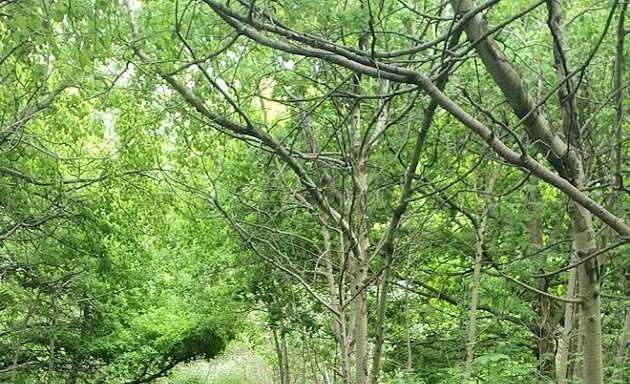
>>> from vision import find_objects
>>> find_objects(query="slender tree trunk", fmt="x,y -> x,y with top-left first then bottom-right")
272,328 -> 283,384
611,3 -> 628,382
359,77 -> 391,384
281,332 -> 289,384
614,306 -> 630,382
272,327 -> 290,384
322,367 -> 331,384
546,3 -> 604,379
301,328 -> 321,384
450,1 -> 604,382
404,284 -> 412,370
352,192 -> 369,384
556,189 -> 592,384
557,264 -> 577,384
464,168 -> 498,381
322,226 -> 351,384
612,1 -> 627,198
10,291 -> 40,382
569,199 -> 601,383
297,100 -> 352,384
47,294 -> 59,384
350,48 -> 370,384
370,29 -> 461,383
528,180 -> 556,379
351,148 -> 370,384
463,229 -> 483,381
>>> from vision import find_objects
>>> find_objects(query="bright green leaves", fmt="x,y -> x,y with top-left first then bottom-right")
12,14 -> 29,29
31,63 -> 48,81
78,49 -> 92,69
1,1 -> 628,383
51,2 -> 66,22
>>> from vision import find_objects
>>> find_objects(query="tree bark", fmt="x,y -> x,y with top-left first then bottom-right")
324,225 -> 351,384
47,294 -> 59,384
370,29 -> 461,383
463,227 -> 483,382
464,167 -> 498,381
350,88 -> 370,384
10,291 -> 40,382
611,3 -> 628,382
569,199 -> 601,383
546,2 -> 603,382
614,306 -> 630,382
404,284 -> 412,371
449,1 -> 604,382
527,180 -> 557,379
557,263 -> 577,384
298,99 -> 352,384
272,327 -> 290,384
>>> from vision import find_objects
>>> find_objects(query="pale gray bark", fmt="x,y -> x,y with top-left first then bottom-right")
298,100 -> 352,384
369,79 -> 394,384
47,294 -> 59,384
272,327 -> 290,384
611,3 -> 628,382
570,200 -> 600,383
449,1 -> 604,381
557,264 -> 577,384
350,71 -> 370,384
321,224 -> 351,384
546,3 -> 603,382
463,228 -> 483,382
464,167 -> 499,381
404,285 -> 412,370
614,307 -> 630,382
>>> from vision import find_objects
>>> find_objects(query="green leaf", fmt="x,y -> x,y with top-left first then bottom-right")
475,353 -> 510,365
51,4 -> 65,22
31,63 -> 47,81
78,51 -> 91,68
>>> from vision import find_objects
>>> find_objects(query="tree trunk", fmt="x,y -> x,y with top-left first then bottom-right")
557,264 -> 577,384
350,50 -> 370,384
10,291 -> 40,382
370,28 -> 461,383
404,283 -> 412,371
47,294 -> 59,384
450,1 -> 604,382
613,306 -> 630,382
569,199 -> 601,384
322,225 -> 351,384
527,180 -> 556,379
463,229 -> 483,381
611,3 -> 628,382
298,100 -> 352,384
464,168 -> 498,381
272,327 -> 290,384
546,2 -> 602,382
612,0 -> 627,200
367,79 -> 392,384
301,328 -> 321,384
281,332 -> 290,384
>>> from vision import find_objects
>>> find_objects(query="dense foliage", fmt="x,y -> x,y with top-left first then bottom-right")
0,0 -> 628,383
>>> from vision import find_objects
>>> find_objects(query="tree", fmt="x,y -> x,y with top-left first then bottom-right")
122,0 -> 628,382
2,1 -> 628,383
